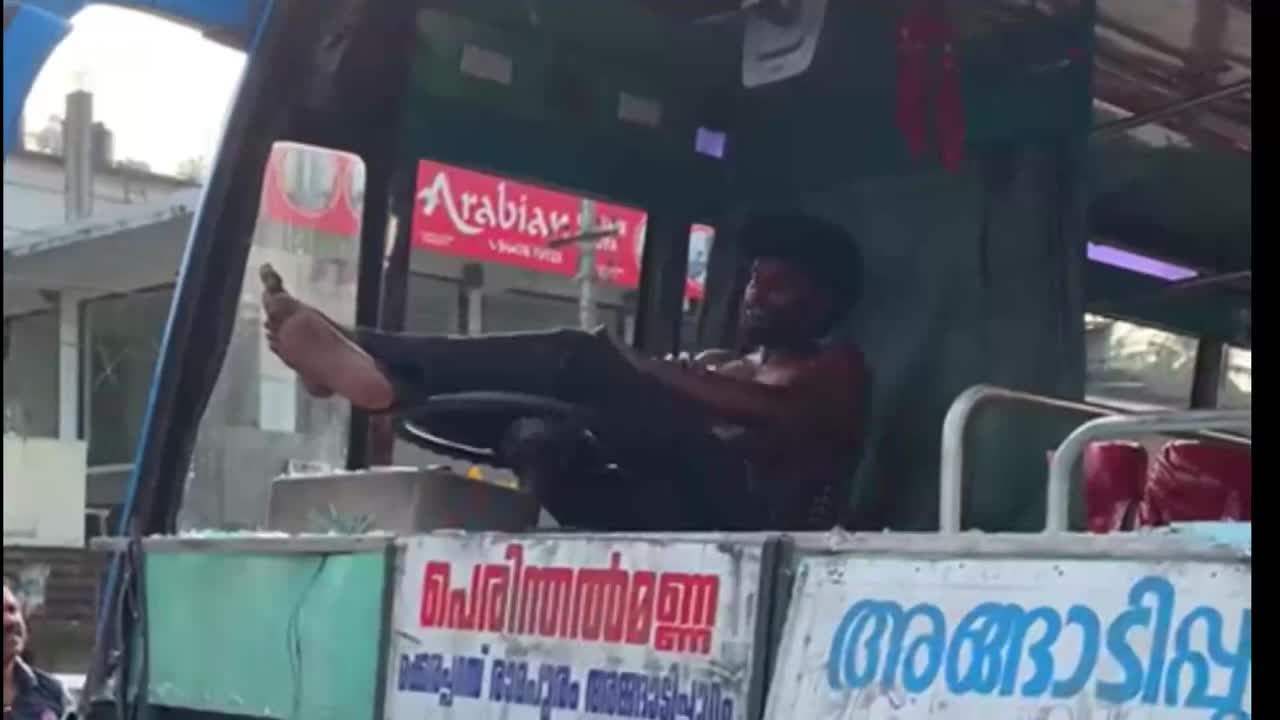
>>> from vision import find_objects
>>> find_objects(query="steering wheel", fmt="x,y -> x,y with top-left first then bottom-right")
395,392 -> 609,469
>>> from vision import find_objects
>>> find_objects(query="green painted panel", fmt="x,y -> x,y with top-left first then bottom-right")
964,401 -> 1090,533
143,550 -> 389,720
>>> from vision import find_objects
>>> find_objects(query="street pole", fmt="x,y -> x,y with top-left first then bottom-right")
577,198 -> 598,329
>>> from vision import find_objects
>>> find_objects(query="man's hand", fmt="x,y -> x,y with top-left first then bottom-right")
692,349 -> 737,369
638,345 -> 865,447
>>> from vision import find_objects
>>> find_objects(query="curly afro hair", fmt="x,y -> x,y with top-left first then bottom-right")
739,212 -> 862,330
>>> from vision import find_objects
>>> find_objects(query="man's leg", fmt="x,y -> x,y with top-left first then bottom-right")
264,268 -> 646,415
498,414 -> 758,531
265,287 -> 766,529
351,325 -> 768,529
348,326 -> 586,407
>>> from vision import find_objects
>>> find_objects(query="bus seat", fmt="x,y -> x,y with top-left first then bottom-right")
1139,439 -> 1252,525
959,398 -> 1093,532
1082,441 -> 1147,533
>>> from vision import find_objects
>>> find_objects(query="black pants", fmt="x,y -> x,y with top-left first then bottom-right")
351,327 -> 766,531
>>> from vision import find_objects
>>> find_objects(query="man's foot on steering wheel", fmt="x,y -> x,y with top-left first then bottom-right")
260,263 -> 396,411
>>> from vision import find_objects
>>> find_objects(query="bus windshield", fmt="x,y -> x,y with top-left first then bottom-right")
178,141 -> 717,530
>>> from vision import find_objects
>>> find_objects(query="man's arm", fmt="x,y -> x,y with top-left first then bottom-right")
637,349 -> 864,442
639,357 -> 791,425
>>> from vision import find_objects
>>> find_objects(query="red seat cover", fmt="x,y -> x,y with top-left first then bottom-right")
1081,441 -> 1148,533
1139,440 -> 1252,525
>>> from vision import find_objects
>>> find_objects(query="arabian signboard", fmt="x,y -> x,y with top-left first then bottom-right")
385,534 -> 769,719
764,554 -> 1251,719
411,159 -> 591,277
410,160 -> 710,299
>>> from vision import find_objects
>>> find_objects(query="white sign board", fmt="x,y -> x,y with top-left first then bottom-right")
765,556 -> 1251,719
387,534 -> 766,719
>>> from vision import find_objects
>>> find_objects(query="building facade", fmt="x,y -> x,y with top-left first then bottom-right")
4,146 -> 197,548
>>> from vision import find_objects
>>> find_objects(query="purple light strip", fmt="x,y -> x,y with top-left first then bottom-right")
1088,242 -> 1198,281
695,127 -> 727,159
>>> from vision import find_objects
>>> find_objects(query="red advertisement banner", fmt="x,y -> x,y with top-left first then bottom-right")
261,144 -> 364,237
412,159 -> 583,276
412,160 -> 710,300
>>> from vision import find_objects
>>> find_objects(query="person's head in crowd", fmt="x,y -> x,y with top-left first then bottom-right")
2,579 -> 25,671
4,577 -> 71,719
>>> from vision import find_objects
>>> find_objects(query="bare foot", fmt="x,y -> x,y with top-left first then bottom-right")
260,264 -> 394,410
261,265 -> 334,398
265,319 -> 335,399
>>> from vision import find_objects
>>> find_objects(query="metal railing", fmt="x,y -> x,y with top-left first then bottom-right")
939,384 -> 1251,534
1044,409 -> 1251,532
939,385 -> 1109,533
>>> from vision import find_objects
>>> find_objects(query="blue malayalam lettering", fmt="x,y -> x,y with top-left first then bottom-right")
396,651 -> 736,719
1000,605 -> 1060,697
944,601 -> 1014,694
1165,607 -> 1252,716
1096,576 -> 1176,704
397,652 -> 485,706
1049,605 -> 1100,699
489,659 -> 581,720
826,575 -> 1250,719
585,669 -> 735,720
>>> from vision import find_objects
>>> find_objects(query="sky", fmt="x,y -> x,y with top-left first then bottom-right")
23,6 -> 246,175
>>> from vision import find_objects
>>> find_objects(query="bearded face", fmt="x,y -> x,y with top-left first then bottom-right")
3,585 -> 25,665
739,258 -> 832,348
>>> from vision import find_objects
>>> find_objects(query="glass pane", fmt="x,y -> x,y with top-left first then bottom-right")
1219,346 -> 1251,411
84,287 -> 173,465
680,223 -> 715,352
482,291 -> 613,334
179,142 -> 364,530
1084,314 -> 1198,410
404,274 -> 460,334
3,309 -> 60,438
395,160 -> 646,485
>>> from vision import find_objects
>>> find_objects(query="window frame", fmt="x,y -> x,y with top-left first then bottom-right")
1084,312 -> 1203,411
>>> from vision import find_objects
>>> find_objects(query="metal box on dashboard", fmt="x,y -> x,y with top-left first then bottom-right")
265,466 -> 540,534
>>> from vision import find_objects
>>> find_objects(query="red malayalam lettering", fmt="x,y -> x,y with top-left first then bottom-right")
417,544 -> 721,655
654,572 -> 719,654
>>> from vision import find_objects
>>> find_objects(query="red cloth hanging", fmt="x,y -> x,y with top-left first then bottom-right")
894,6 -> 930,158
932,19 -> 966,171
894,2 -> 966,171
